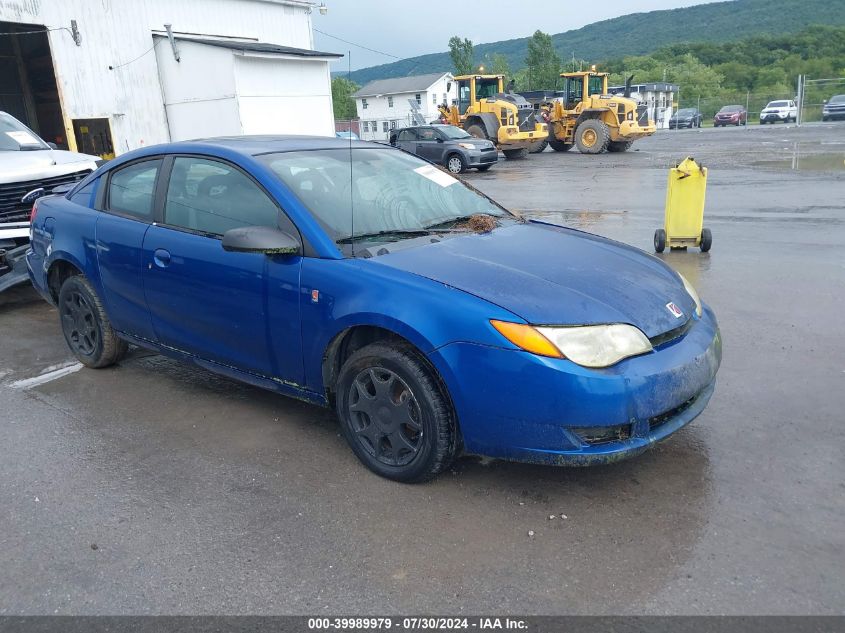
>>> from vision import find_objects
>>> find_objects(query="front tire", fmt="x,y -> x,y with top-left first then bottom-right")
549,139 -> 573,152
335,342 -> 458,483
58,275 -> 128,368
575,120 -> 610,154
445,153 -> 466,174
465,124 -> 488,140
502,148 -> 528,159
529,139 -> 548,153
607,140 -> 633,152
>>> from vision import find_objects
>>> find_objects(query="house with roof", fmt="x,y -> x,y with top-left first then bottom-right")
352,72 -> 456,141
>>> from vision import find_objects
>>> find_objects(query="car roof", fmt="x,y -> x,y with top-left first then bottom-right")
175,134 -> 386,156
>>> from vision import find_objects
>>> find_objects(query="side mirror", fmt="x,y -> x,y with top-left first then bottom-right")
47,142 -> 58,150
221,226 -> 300,256
435,137 -> 444,143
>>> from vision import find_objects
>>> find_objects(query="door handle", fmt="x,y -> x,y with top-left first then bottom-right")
153,248 -> 171,268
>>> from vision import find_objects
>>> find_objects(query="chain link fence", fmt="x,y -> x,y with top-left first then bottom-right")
676,91 -> 796,127
671,77 -> 845,127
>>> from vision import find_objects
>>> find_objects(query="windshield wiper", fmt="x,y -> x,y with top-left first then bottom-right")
335,228 -> 435,244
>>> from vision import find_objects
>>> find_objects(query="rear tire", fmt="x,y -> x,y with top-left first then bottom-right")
445,153 -> 466,174
575,120 -> 610,154
549,139 -> 573,152
335,342 -> 458,483
502,148 -> 528,159
700,228 -> 712,252
58,275 -> 128,368
654,229 -> 666,253
607,140 -> 633,153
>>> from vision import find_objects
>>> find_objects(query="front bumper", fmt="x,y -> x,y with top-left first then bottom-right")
617,120 -> 656,140
760,113 -> 788,121
0,243 -> 31,292
496,124 -> 548,149
429,306 -> 721,466
466,149 -> 499,166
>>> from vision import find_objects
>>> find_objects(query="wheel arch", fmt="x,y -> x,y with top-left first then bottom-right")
575,108 -> 614,129
46,255 -> 85,303
321,323 -> 455,418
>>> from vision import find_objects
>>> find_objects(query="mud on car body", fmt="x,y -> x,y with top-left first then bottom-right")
27,135 -> 721,482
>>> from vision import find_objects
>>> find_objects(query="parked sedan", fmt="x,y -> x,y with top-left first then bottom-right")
390,124 -> 497,173
713,105 -> 747,127
822,94 -> 845,121
27,136 -> 721,482
669,108 -> 703,129
759,100 -> 797,124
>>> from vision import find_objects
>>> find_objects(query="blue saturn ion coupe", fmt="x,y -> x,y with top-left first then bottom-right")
27,136 -> 721,482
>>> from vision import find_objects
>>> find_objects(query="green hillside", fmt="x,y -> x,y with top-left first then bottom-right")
347,0 -> 845,85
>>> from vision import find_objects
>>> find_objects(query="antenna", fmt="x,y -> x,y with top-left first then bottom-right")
348,50 -> 354,257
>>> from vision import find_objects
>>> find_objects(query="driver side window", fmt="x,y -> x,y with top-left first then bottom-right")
163,157 -> 280,236
458,81 -> 471,115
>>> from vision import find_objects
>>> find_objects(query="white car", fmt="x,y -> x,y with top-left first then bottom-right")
0,111 -> 100,291
759,100 -> 798,124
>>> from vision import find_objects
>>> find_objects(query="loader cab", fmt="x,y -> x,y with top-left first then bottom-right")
454,75 -> 505,114
560,72 -> 609,108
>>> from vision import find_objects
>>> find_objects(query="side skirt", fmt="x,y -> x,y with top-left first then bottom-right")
117,331 -> 328,408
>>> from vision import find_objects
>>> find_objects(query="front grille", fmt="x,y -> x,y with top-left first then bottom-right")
650,318 -> 693,348
517,107 -> 536,131
649,394 -> 697,431
636,104 -> 649,124
571,423 -> 632,446
0,168 -> 91,224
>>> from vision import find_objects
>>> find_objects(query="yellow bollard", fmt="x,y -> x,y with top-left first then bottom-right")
654,157 -> 712,253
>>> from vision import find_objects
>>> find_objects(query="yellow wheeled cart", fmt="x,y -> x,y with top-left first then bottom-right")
654,157 -> 712,253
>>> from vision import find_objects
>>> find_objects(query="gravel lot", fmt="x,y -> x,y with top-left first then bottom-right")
1,123 -> 843,615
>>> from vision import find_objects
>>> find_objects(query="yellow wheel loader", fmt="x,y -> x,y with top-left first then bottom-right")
438,75 -> 547,159
542,71 -> 656,154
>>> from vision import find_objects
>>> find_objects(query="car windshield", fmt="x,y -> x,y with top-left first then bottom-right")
437,126 -> 472,140
829,95 -> 845,104
258,148 -> 510,246
768,101 -> 788,108
719,105 -> 743,113
0,112 -> 49,151
677,109 -> 696,116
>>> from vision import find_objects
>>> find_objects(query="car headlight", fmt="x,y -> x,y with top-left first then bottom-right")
490,320 -> 652,368
458,143 -> 476,150
678,273 -> 703,317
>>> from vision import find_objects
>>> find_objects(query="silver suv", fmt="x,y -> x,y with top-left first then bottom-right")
0,111 -> 100,291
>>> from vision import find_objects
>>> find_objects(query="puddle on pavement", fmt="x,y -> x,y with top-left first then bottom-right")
753,151 -> 845,172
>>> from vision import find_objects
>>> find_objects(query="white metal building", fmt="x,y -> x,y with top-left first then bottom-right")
353,73 -> 456,141
0,0 -> 339,158
609,82 -> 679,129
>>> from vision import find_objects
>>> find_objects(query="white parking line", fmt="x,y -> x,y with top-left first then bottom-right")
10,362 -> 83,389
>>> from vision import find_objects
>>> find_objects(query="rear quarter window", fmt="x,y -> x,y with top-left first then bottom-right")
68,178 -> 98,208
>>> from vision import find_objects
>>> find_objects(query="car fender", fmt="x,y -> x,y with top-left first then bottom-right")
299,256 -> 523,394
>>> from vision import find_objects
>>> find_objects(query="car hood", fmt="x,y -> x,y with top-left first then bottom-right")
374,221 -> 695,338
0,149 -> 99,185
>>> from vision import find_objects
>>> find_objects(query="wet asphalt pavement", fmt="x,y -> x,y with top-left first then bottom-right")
1,124 -> 844,615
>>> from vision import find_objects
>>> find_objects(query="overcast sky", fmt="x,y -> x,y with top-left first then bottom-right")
313,0 -> 723,71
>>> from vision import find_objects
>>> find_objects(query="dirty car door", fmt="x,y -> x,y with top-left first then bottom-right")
141,155 -> 303,382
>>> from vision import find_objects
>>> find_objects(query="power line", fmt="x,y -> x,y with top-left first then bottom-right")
313,27 -> 400,60
109,38 -> 162,70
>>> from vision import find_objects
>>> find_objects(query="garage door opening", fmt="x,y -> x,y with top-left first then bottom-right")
0,21 -> 66,148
